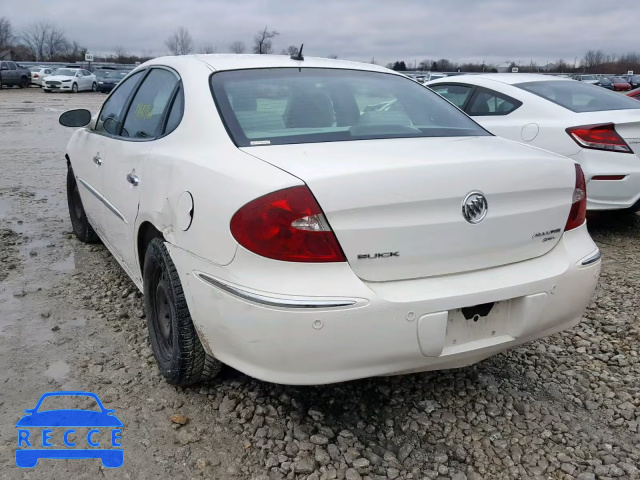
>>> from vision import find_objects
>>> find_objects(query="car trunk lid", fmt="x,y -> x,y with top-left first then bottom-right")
241,136 -> 575,281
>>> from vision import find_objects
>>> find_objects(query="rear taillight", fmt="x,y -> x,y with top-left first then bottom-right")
230,186 -> 346,263
566,123 -> 632,153
33,74 -> 39,78
565,164 -> 587,231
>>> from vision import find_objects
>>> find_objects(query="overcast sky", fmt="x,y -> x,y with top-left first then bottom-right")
5,0 -> 638,66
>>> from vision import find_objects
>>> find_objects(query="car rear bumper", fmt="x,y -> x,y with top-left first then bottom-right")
571,149 -> 640,210
168,224 -> 599,385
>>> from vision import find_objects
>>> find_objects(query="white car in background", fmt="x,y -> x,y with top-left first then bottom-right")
28,66 -> 54,87
43,68 -> 97,93
57,56 -> 599,386
428,74 -> 640,211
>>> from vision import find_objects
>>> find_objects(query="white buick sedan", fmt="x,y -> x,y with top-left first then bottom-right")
59,55 -> 600,385
427,74 -> 640,211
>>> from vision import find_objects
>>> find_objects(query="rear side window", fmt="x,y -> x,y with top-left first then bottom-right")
211,68 -> 489,147
163,86 -> 184,135
96,70 -> 144,135
517,80 -> 640,112
429,84 -> 474,109
467,89 -> 521,116
121,69 -> 178,139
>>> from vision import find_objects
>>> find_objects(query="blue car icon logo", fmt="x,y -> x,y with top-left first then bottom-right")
16,391 -> 123,468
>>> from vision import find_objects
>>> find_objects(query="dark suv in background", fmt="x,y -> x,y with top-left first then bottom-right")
0,61 -> 31,89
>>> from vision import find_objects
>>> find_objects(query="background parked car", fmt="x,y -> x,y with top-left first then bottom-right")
597,77 -> 614,90
97,70 -> 129,93
609,76 -> 632,91
43,68 -> 97,93
0,60 -> 31,89
428,73 -> 640,211
28,66 -> 53,87
572,74 -> 599,84
626,75 -> 640,89
628,87 -> 640,100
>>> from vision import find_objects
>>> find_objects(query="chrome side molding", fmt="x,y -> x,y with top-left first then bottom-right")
77,177 -> 128,224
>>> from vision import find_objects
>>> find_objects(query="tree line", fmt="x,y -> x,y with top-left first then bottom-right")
389,51 -> 640,74
2,16 -> 639,74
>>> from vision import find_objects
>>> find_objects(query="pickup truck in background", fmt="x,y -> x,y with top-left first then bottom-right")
0,61 -> 32,89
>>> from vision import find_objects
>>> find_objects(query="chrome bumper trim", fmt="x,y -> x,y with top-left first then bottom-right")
196,272 -> 358,309
581,250 -> 601,266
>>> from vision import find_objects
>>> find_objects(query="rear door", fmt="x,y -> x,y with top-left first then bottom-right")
78,70 -> 146,240
100,67 -> 180,282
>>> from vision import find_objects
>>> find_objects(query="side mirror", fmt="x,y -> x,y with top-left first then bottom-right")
59,109 -> 92,127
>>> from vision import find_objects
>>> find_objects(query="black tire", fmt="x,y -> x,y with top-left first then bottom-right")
66,167 -> 99,243
143,237 -> 222,385
72,82 -> 78,93
19,76 -> 29,88
91,82 -> 97,92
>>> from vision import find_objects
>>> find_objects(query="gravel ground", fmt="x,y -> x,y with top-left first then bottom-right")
0,88 -> 639,480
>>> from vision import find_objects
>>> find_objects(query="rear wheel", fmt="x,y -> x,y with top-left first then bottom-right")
66,167 -> 99,243
143,238 -> 222,385
19,76 -> 29,88
71,83 -> 78,93
91,82 -> 97,92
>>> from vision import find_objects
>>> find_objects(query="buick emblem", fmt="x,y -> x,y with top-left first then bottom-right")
462,192 -> 488,224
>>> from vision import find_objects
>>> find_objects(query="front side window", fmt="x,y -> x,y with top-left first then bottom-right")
95,70 -> 144,135
429,84 -> 474,109
8,62 -> 16,70
467,89 -> 521,116
211,68 -> 488,147
517,80 -> 640,113
121,69 -> 178,139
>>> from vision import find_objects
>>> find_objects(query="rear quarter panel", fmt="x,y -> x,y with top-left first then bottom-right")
136,62 -> 300,266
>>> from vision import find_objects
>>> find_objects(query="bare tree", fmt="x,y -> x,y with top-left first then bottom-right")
229,41 -> 246,54
165,27 -> 194,55
0,17 -> 14,50
281,45 -> 299,56
583,50 -> 605,70
22,22 -> 68,61
113,46 -> 128,63
252,27 -> 278,54
199,44 -> 217,54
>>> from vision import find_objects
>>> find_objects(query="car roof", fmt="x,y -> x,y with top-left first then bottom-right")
428,73 -> 573,86
143,54 -> 396,75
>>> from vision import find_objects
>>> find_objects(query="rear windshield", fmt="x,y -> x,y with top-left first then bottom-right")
611,77 -> 627,83
580,75 -> 597,81
106,71 -> 128,78
517,80 -> 640,113
210,68 -> 488,147
53,69 -> 77,76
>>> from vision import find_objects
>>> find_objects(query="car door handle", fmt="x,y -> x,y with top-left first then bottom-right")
93,155 -> 102,166
126,173 -> 139,186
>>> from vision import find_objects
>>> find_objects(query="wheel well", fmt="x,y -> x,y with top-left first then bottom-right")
138,222 -> 164,273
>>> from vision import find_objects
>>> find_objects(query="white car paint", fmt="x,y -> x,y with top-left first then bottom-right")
63,56 -> 600,385
43,68 -> 97,93
29,67 -> 53,87
428,73 -> 640,210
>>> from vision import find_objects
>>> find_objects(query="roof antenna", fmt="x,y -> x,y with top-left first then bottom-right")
291,44 -> 304,61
